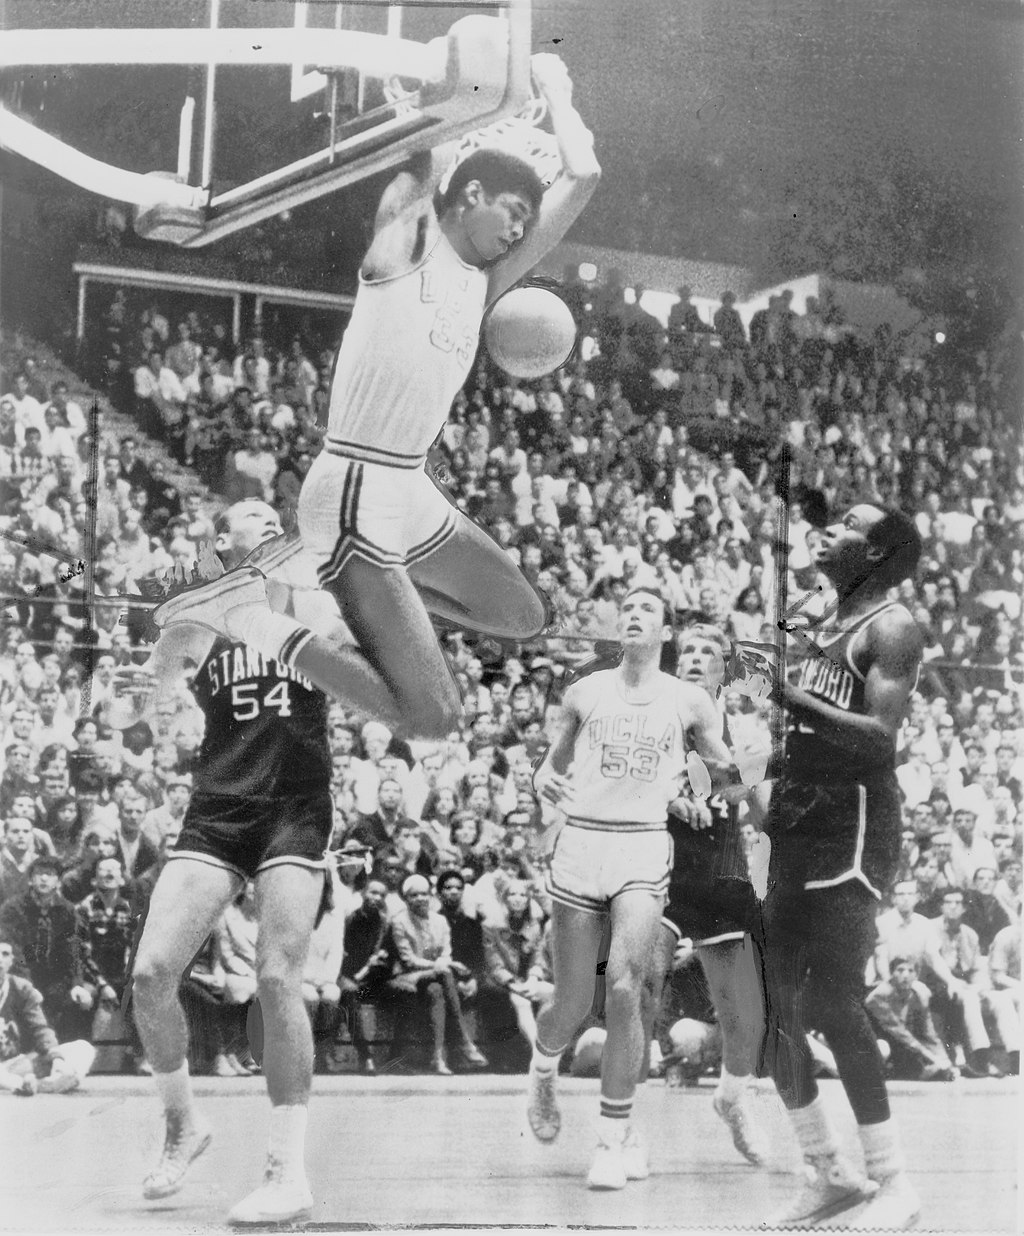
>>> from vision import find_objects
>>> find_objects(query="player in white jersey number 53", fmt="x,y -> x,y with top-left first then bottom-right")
526,588 -> 746,1191
152,55 -> 600,741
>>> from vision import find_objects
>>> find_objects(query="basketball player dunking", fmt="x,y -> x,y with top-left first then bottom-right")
152,55 -> 600,741
526,588 -> 745,1190
761,504 -> 924,1230
107,501 -> 345,1226
651,622 -> 768,1167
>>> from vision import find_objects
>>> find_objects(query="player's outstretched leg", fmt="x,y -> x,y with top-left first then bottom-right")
586,892 -> 662,1191
527,904 -> 606,1144
227,865 -> 322,1226
701,938 -> 768,1166
760,893 -> 879,1228
132,861 -> 236,1200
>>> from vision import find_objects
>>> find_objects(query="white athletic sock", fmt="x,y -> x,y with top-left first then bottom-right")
858,1119 -> 905,1182
228,609 -> 314,667
153,1062 -> 195,1125
530,1041 -> 562,1075
789,1096 -> 839,1160
597,1113 -> 629,1145
716,1067 -> 749,1105
267,1104 -> 308,1179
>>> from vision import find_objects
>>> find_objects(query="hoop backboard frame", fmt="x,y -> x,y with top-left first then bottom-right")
0,0 -> 533,247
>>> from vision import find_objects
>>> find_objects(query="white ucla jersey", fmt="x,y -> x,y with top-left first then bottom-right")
567,669 -> 692,827
326,232 -> 488,467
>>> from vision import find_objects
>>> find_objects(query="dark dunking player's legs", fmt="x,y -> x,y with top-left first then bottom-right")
763,882 -> 888,1125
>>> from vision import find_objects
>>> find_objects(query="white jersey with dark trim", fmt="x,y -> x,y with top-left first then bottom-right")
567,669 -> 691,827
326,232 -> 488,467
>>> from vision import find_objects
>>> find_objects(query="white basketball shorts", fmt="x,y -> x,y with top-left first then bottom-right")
298,448 -> 457,584
546,820 -> 672,915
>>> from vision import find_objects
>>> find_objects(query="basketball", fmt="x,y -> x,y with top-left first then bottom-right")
483,286 -> 577,380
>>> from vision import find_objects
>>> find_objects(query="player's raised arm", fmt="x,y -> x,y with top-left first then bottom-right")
532,683 -> 583,810
361,142 -> 460,280
487,54 -> 601,301
783,608 -> 923,765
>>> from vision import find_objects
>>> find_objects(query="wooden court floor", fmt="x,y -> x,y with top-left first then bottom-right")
1,1074 -> 1018,1234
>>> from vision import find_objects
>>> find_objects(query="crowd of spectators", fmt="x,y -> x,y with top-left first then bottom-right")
0,265 -> 1021,1087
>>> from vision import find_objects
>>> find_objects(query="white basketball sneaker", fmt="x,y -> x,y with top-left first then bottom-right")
713,1091 -> 768,1166
621,1126 -> 650,1180
764,1151 -> 878,1228
142,1116 -> 213,1200
587,1127 -> 628,1191
152,566 -> 269,639
227,1157 -> 314,1226
850,1173 -> 921,1230
526,1067 -> 561,1142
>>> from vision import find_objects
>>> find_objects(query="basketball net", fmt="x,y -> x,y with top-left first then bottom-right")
436,90 -> 563,196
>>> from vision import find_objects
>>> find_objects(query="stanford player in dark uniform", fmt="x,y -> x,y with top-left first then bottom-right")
762,504 -> 923,1230
654,623 -> 767,1168
106,500 -> 347,1227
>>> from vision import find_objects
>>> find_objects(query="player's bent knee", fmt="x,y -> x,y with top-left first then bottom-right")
131,951 -> 180,1000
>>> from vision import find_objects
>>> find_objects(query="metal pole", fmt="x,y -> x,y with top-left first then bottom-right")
76,277 -> 87,345
200,0 -> 220,190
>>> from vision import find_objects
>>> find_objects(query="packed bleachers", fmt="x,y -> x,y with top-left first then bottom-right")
0,268 -> 1020,1079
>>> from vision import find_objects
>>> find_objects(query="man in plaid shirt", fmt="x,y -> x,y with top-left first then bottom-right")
75,856 -> 135,1006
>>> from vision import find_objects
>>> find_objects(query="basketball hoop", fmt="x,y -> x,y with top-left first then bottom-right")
438,88 -> 563,197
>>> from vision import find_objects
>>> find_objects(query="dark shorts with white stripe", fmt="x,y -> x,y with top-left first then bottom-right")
170,789 -> 334,881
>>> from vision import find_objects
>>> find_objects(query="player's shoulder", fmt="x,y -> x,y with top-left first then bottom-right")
865,602 -> 924,664
671,675 -> 715,716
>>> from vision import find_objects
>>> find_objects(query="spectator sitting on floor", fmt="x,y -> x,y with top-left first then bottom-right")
339,878 -> 390,1075
0,857 -> 92,1038
924,887 -> 1005,1077
481,877 -> 551,1053
435,869 -> 486,1006
386,874 -> 487,1075
0,938 -> 96,1095
74,856 -> 135,1010
866,956 -> 957,1081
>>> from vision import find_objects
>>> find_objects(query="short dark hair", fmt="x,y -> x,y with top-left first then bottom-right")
437,149 -> 544,217
436,868 -> 466,893
865,508 -> 922,588
623,586 -> 671,625
29,855 -> 62,879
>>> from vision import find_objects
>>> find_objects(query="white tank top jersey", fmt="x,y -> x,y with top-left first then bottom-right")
566,669 -> 695,827
326,232 -> 489,467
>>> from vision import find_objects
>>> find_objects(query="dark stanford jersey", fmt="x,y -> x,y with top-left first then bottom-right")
771,602 -> 916,896
785,601 -> 914,782
190,638 -> 331,800
666,713 -> 746,885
